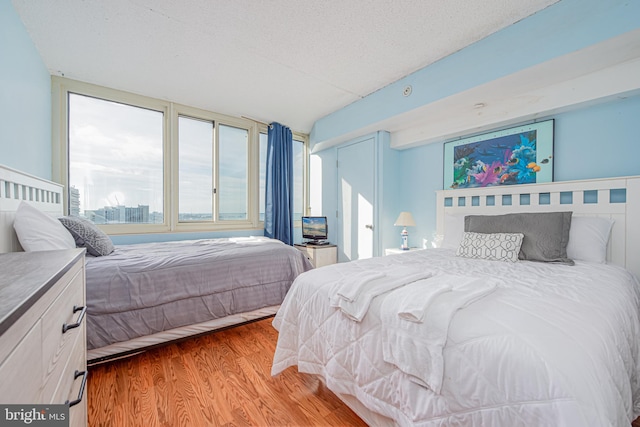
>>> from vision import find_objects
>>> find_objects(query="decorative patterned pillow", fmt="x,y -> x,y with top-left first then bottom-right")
456,232 -> 524,262
58,216 -> 114,256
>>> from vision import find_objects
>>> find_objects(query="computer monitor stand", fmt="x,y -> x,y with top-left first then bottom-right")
306,240 -> 330,246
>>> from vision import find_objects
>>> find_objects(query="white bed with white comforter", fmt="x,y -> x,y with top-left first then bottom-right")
273,249 -> 640,426
272,176 -> 640,426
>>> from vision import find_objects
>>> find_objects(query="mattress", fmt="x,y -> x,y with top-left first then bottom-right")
85,237 -> 312,351
272,248 -> 640,426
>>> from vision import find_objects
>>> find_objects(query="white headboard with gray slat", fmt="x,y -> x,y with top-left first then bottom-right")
436,176 -> 640,279
0,164 -> 65,253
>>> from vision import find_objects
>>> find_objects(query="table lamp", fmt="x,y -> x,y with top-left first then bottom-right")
394,211 -> 416,250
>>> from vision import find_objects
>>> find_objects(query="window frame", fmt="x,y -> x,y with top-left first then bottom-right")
53,78 -> 172,234
170,104 -> 257,232
52,77 -> 307,235
176,114 -> 215,223
292,133 -> 309,225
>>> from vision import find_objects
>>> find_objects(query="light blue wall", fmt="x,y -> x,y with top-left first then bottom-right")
313,95 -> 640,250
0,0 -> 52,179
310,148 -> 338,243
310,0 -> 640,252
377,131 -> 402,251
397,142 -> 443,249
310,0 -> 640,147
553,96 -> 640,181
399,95 -> 640,245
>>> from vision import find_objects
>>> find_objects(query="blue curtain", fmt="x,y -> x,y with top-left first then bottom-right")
264,122 -> 293,245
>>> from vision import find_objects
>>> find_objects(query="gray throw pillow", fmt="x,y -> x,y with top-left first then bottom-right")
59,216 -> 115,256
464,212 -> 574,265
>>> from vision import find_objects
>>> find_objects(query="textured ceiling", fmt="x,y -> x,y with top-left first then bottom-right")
12,0 -> 558,133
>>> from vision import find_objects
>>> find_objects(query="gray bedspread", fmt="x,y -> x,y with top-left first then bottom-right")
84,237 -> 313,350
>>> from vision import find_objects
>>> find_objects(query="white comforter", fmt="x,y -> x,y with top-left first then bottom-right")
271,249 -> 640,426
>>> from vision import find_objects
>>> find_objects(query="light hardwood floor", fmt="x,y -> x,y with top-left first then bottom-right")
87,317 -> 640,426
87,317 -> 367,427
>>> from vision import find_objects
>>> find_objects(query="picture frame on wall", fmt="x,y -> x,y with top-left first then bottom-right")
443,119 -> 554,190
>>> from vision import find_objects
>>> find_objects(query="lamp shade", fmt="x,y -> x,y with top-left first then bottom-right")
394,211 -> 416,227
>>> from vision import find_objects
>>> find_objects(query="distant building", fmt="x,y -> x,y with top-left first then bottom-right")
85,204 -> 150,224
69,186 -> 80,216
126,205 -> 149,223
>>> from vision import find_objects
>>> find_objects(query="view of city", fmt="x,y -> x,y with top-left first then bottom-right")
67,93 -> 303,225
71,186 -> 252,223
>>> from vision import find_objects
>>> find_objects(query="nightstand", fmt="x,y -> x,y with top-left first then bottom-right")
294,244 -> 338,268
384,247 -> 423,256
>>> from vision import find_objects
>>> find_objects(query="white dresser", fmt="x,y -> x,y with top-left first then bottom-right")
0,249 -> 87,427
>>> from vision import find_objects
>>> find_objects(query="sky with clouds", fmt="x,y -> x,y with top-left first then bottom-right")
68,94 -> 302,221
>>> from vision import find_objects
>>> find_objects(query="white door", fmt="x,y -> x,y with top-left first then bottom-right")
337,138 -> 376,262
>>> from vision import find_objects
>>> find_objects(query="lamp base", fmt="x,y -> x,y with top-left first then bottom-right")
400,227 -> 409,250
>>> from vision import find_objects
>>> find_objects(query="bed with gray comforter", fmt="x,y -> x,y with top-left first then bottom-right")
85,237 -> 312,357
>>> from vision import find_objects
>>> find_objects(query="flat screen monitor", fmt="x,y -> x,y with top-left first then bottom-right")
302,216 -> 328,241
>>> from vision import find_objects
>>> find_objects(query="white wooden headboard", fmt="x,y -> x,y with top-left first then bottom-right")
436,176 -> 640,279
0,164 -> 65,253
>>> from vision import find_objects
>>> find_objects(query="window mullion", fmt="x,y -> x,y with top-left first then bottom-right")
213,121 -> 219,222
168,103 -> 178,231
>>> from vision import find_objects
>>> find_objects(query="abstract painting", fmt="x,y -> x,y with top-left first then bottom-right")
443,120 -> 554,189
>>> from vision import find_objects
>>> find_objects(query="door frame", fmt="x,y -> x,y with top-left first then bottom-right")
336,133 -> 380,260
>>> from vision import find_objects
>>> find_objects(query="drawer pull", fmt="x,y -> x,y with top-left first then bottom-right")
65,370 -> 88,407
62,305 -> 87,333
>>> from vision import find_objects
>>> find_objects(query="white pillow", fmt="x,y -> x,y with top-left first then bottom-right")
456,231 -> 524,263
566,216 -> 614,264
13,201 -> 76,252
441,214 -> 465,249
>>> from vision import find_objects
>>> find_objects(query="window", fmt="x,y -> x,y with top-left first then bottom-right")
178,116 -> 213,221
218,125 -> 248,221
54,77 -> 306,234
259,132 -> 305,222
178,118 -> 249,223
68,93 -> 164,224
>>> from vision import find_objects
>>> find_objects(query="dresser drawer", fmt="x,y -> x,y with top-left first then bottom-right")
0,322 -> 43,403
51,326 -> 87,406
0,260 -> 81,365
41,267 -> 85,401
69,393 -> 88,427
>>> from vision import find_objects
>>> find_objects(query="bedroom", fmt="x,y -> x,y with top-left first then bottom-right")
2,0 -> 640,425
